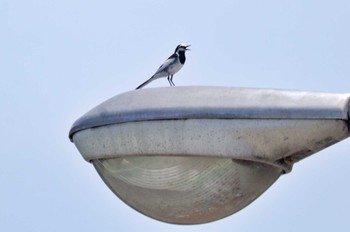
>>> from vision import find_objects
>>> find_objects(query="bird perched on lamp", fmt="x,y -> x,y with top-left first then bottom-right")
136,44 -> 190,89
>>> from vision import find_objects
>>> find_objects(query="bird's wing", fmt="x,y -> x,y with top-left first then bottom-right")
136,54 -> 178,89
154,53 -> 177,74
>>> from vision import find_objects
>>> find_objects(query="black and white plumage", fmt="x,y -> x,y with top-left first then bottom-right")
136,44 -> 190,89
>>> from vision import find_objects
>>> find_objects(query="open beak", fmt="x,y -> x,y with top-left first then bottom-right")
185,45 -> 191,51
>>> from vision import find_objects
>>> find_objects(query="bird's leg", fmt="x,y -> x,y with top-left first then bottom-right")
170,75 -> 175,86
167,75 -> 172,86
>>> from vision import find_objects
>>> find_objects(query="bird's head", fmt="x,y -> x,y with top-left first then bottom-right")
175,44 -> 191,53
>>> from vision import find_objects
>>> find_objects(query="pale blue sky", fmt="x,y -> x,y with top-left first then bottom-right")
1,0 -> 350,231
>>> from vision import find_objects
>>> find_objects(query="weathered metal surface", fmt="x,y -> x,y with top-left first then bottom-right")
73,119 -> 348,170
69,87 -> 350,141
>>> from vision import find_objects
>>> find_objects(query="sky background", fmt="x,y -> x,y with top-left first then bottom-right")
1,0 -> 350,231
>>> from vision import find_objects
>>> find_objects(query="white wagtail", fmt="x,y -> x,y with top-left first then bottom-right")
136,44 -> 190,89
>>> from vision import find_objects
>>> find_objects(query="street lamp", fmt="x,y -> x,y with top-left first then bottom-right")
69,87 -> 350,224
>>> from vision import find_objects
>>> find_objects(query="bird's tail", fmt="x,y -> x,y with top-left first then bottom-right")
135,76 -> 154,89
